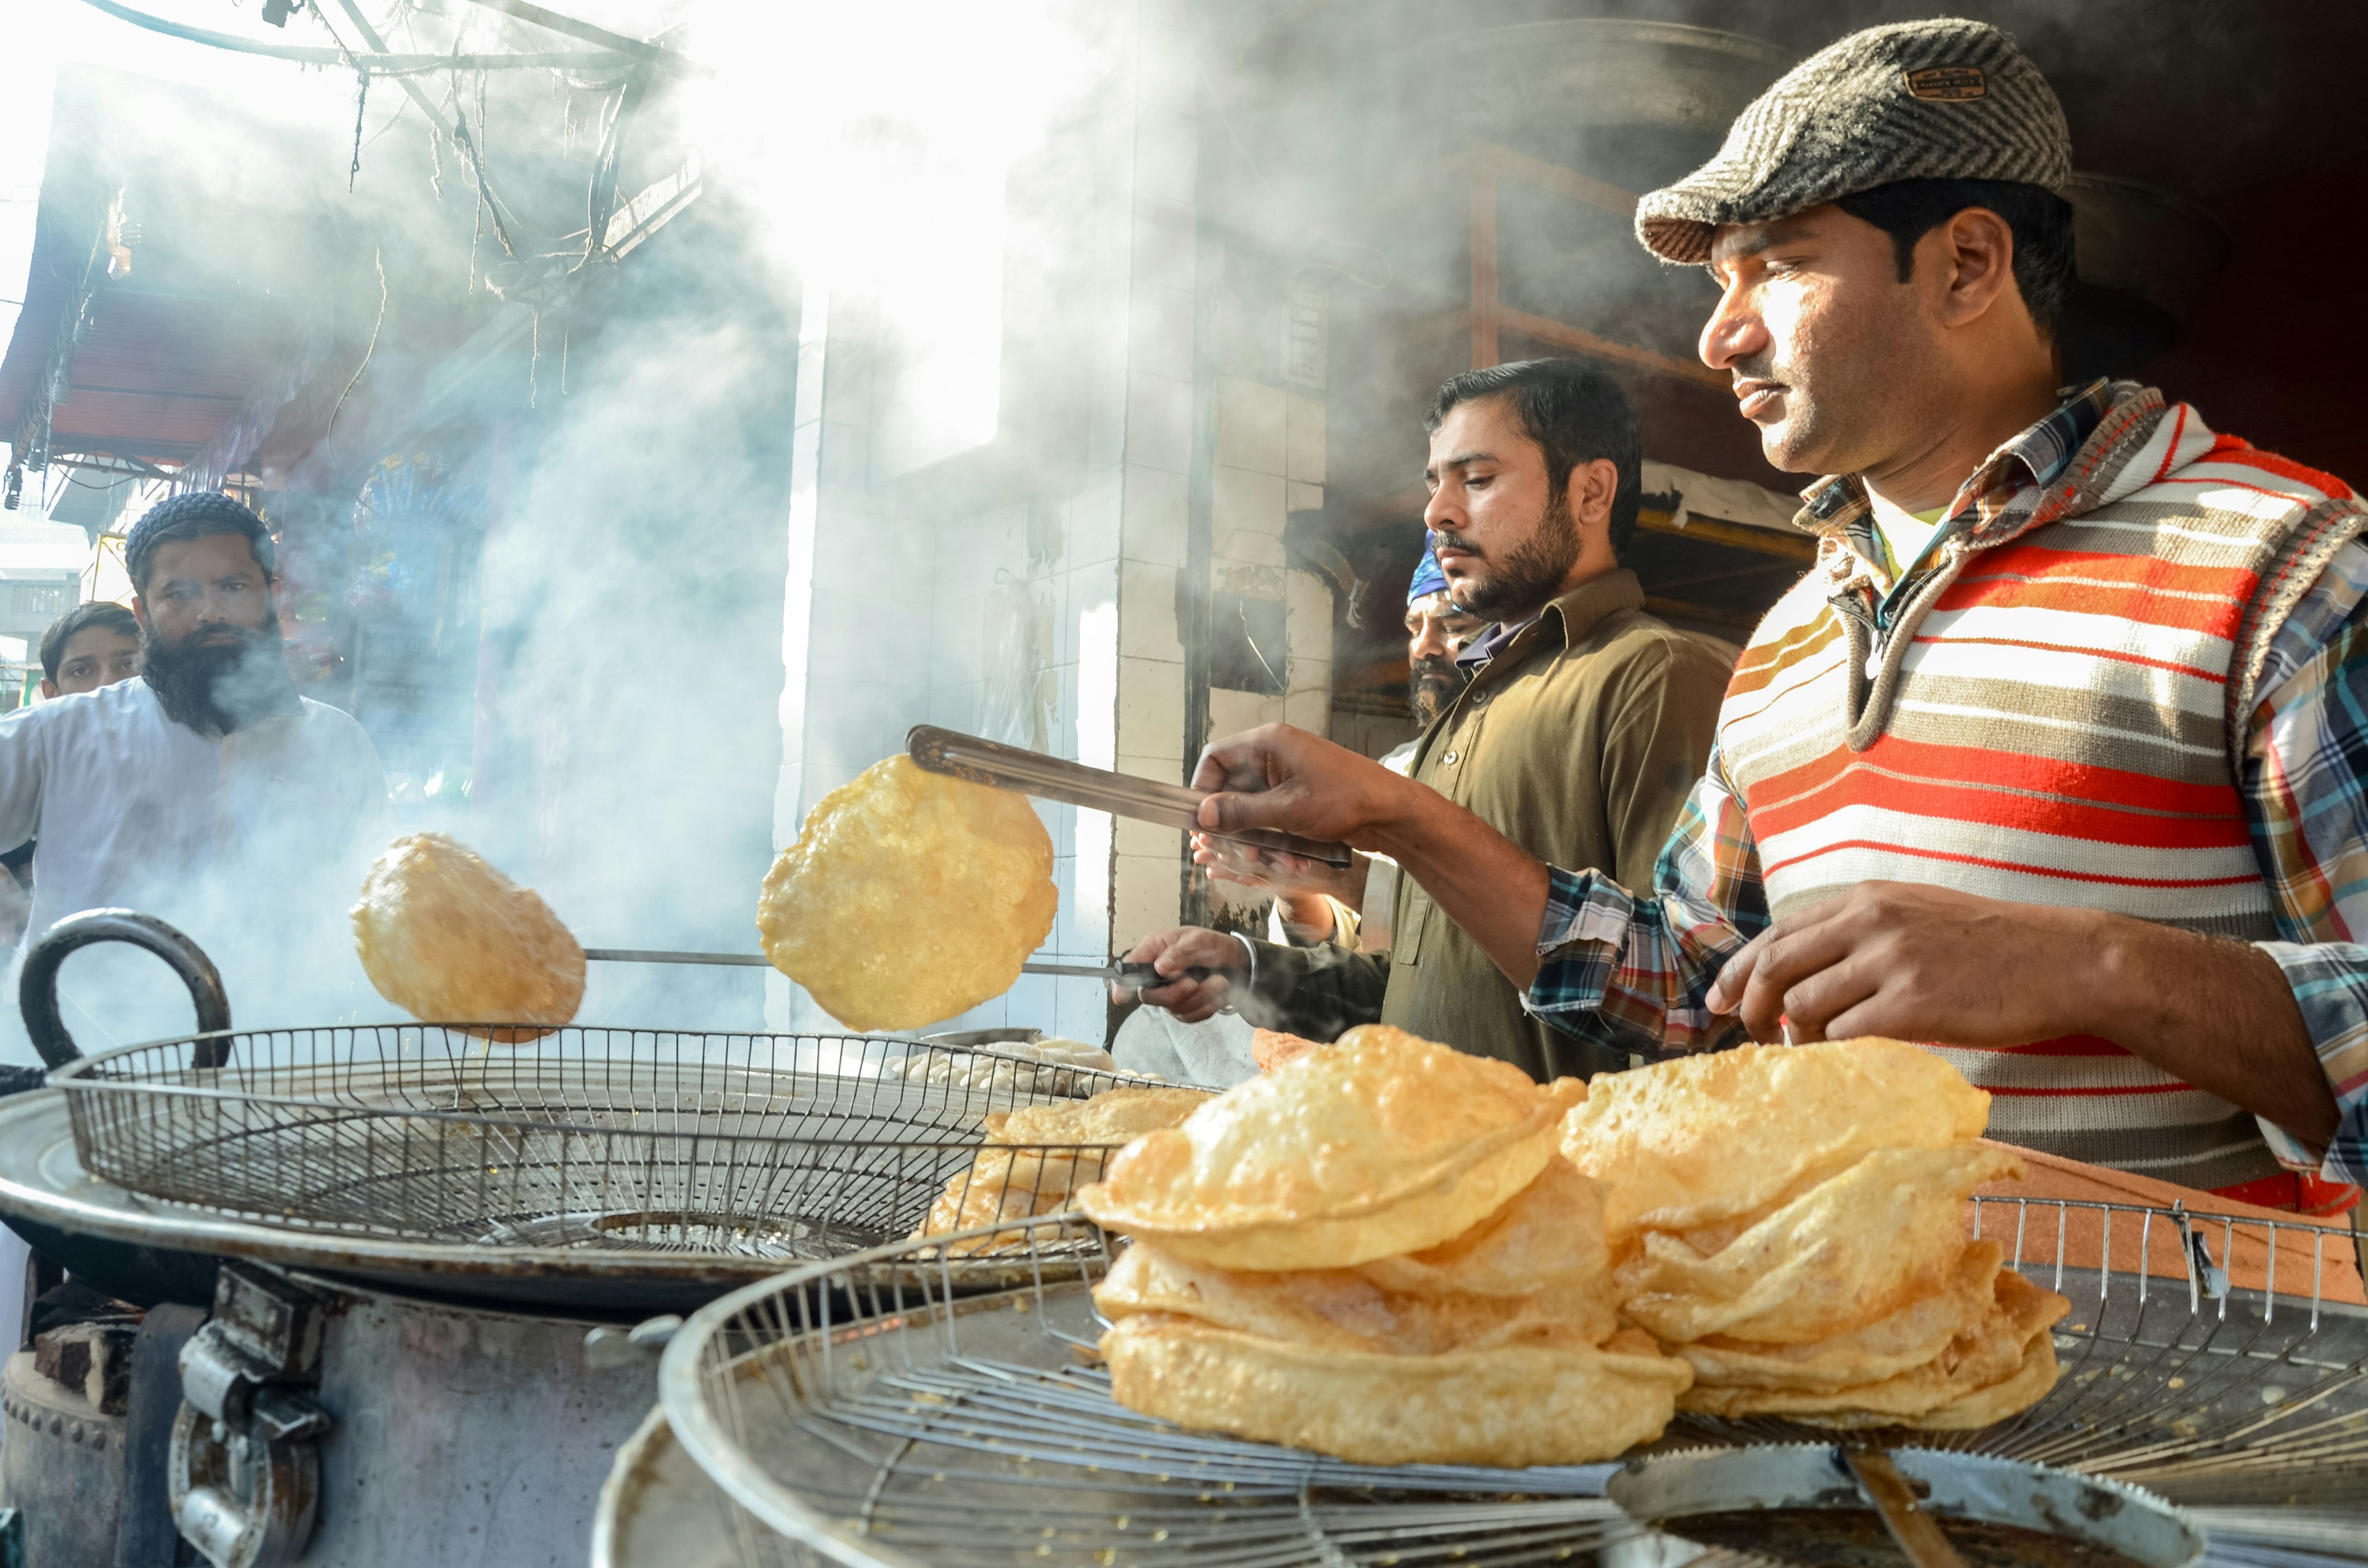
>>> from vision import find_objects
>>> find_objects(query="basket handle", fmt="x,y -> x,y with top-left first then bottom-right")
20,909 -> 233,1071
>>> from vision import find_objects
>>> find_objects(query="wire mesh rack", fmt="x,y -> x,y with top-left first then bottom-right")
47,1026 -> 1154,1260
657,1196 -> 2368,1568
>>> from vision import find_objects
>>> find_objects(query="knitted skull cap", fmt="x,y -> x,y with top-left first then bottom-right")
1634,18 -> 2071,265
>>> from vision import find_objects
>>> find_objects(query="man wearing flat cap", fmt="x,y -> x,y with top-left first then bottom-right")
1185,18 -> 2368,1216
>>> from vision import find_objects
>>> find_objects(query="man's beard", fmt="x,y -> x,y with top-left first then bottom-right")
1447,487 -> 1581,623
1410,655 -> 1463,729
142,614 -> 302,738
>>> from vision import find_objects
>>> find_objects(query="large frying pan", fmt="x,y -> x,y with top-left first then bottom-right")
0,909 -> 230,1307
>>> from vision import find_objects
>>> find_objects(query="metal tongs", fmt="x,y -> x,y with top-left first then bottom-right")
906,724 -> 1354,868
582,949 -> 1207,992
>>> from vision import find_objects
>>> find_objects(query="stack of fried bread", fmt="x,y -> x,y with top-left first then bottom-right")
1563,1040 -> 2071,1428
911,1086 -> 1210,1256
1075,1026 -> 1694,1466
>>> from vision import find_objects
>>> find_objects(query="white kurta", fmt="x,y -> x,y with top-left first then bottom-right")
0,678 -> 389,1064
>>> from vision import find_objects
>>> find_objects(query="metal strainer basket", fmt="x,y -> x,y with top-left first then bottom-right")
32,912 -> 1164,1263
658,1198 -> 2368,1568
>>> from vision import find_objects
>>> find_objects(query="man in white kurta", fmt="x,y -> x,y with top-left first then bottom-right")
0,493 -> 386,1064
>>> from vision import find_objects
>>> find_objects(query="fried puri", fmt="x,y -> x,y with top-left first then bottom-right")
1616,1143 -> 2026,1345
1096,1159 -> 1620,1353
912,1086 -> 1210,1254
1677,1267 -> 2069,1427
1075,1024 -> 1582,1270
1100,1316 -> 1692,1467
1563,1039 -> 1991,1246
757,755 -> 1057,1032
351,833 -> 585,1041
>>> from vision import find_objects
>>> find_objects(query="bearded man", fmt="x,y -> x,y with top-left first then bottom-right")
1122,358 -> 1732,1079
0,491 -> 385,1061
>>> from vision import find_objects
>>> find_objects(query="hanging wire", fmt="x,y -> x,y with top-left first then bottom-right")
325,248 -> 388,442
348,67 -> 371,191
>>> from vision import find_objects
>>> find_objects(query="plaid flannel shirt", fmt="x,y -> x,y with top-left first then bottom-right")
1526,383 -> 2368,1187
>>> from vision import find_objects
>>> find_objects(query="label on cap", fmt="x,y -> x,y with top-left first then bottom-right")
1906,65 -> 1987,101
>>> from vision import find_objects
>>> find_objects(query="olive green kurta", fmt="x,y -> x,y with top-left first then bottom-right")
1243,569 -> 1730,1081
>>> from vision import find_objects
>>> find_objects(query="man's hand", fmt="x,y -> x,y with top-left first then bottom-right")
1706,880 -> 2338,1147
1114,926 -> 1246,1024
1193,725 -> 1423,852
1707,882 -> 2099,1047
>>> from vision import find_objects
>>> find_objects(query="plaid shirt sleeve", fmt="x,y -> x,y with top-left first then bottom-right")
1523,745 -> 1766,1057
2243,535 -> 2368,1186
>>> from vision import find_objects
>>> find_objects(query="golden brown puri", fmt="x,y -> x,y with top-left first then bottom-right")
1095,1159 -> 1620,1354
757,755 -> 1057,1032
352,833 -> 585,1041
912,1086 -> 1209,1256
1615,1144 -> 2026,1345
1099,1315 -> 1692,1467
1076,1024 -> 1584,1270
1677,1267 -> 2070,1427
1563,1038 -> 1991,1246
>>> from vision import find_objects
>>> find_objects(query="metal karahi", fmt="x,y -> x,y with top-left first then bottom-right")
32,911 -> 1141,1276
649,1200 -> 2368,1568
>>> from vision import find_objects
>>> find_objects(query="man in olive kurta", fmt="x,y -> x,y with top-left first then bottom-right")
1122,358 -> 1732,1081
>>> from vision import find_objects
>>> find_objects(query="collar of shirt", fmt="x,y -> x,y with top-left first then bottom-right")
1454,569 -> 1648,673
1798,378 -> 2116,615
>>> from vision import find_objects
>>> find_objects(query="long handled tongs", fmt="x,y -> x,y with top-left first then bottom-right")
905,724 -> 1353,868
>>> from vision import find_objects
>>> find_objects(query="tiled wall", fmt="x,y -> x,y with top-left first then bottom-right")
766,0 -> 1238,1045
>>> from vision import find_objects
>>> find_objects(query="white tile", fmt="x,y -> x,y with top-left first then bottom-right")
1288,655 -> 1332,697
1065,469 -> 1124,567
1130,196 -> 1196,292
1215,379 -> 1287,476
1116,815 -> 1183,859
1283,688 -> 1331,735
1119,562 -> 1184,660
1054,979 -> 1111,1046
1285,479 -> 1325,515
1207,686 -> 1285,740
1117,655 -> 1187,760
1115,752 -> 1186,784
1112,854 -> 1183,948
1217,528 -> 1285,568
1136,18 -> 1197,115
1121,464 -> 1188,566
1126,371 -> 1194,473
1135,105 -> 1197,207
1003,974 -> 1057,1030
1128,279 -> 1195,383
1213,464 -> 1285,537
1286,392 -> 1326,482
1088,370 -> 1129,472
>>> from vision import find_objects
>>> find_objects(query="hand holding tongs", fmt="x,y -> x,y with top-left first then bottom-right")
905,724 -> 1354,868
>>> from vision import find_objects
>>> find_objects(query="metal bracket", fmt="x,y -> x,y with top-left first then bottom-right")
169,1266 -> 330,1568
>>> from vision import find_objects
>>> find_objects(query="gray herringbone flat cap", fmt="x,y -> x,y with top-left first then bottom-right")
1635,18 -> 2071,265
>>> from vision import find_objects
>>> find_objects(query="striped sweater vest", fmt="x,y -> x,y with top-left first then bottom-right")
1720,386 -> 2368,1196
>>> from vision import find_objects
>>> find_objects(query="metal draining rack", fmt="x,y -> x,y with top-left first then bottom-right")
658,1197 -> 2368,1568
47,1026 -> 1146,1259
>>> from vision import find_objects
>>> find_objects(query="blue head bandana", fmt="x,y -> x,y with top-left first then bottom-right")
1407,532 -> 1449,604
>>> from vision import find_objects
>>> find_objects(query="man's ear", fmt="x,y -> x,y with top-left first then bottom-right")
131,596 -> 150,633
1929,206 -> 2018,329
37,680 -> 57,701
1565,458 -> 1621,528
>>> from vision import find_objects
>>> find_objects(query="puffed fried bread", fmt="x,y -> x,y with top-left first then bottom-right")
757,755 -> 1057,1032
1075,1025 -> 1582,1270
352,833 -> 585,1041
1099,1315 -> 1691,1467
1563,1038 -> 1991,1245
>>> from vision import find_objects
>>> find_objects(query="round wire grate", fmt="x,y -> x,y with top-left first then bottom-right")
48,1026 -> 1149,1261
658,1198 -> 2368,1568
